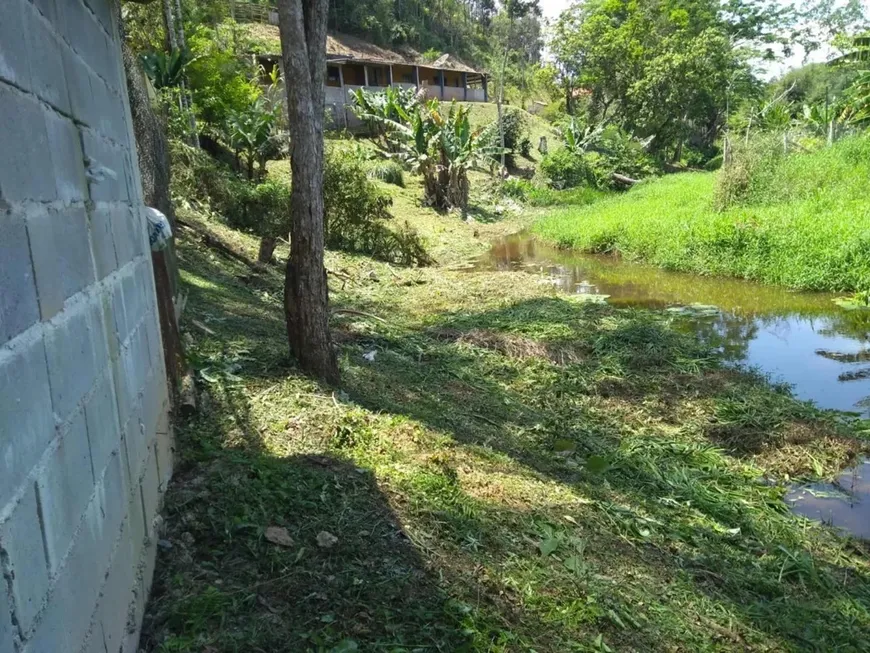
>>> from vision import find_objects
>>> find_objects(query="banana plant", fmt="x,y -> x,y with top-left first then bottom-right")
843,70 -> 870,126
561,117 -> 604,154
350,86 -> 420,151
353,88 -> 506,212
224,97 -> 282,181
434,102 -> 504,211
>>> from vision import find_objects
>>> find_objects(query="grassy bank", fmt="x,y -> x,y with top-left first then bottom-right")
142,181 -> 870,652
534,137 -> 870,292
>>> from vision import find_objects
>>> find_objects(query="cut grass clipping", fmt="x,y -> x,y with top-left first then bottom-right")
142,201 -> 870,652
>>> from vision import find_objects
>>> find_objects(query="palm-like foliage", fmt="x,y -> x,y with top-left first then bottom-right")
224,97 -> 282,181
561,117 -> 604,155
843,70 -> 870,125
140,49 -> 192,89
350,86 -> 420,151
352,89 -> 504,212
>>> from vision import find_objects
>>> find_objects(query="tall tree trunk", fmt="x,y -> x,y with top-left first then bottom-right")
162,0 -> 177,51
497,44 -> 508,169
171,0 -> 199,147
276,0 -> 340,384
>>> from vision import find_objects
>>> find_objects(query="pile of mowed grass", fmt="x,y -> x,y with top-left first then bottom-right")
533,135 -> 870,292
140,213 -> 870,652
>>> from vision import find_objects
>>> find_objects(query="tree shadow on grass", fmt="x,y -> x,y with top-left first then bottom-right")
163,233 -> 870,649
140,432 -> 471,651
335,295 -> 870,649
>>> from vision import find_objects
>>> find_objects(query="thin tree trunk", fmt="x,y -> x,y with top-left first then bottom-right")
171,0 -> 199,147
497,44 -> 508,169
173,0 -> 186,50
276,0 -> 339,384
162,0 -> 177,51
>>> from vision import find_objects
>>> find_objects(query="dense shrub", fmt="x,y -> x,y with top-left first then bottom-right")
225,178 -> 291,239
704,154 -> 724,171
500,178 -> 532,200
499,107 -> 530,168
540,149 -> 589,189
186,26 -> 261,127
544,121 -> 659,190
366,160 -> 405,187
171,138 -> 430,266
540,149 -> 615,189
169,140 -> 238,211
324,152 -> 430,265
595,126 -> 658,180
682,145 -> 718,169
540,99 -> 567,123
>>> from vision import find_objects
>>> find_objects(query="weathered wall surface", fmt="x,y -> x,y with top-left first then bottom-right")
0,0 -> 172,651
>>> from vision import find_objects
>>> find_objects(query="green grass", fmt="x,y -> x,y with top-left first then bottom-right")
461,101 -> 557,169
534,136 -> 870,292
502,179 -> 609,207
143,184 -> 870,652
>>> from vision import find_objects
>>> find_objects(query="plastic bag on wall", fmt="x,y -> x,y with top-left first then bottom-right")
145,207 -> 172,251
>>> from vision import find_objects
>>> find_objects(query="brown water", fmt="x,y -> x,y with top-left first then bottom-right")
480,234 -> 870,538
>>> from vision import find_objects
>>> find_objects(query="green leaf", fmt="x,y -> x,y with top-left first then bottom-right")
199,367 -> 219,384
538,537 -> 561,556
330,640 -> 359,653
564,555 -> 583,573
553,438 -> 576,453
607,608 -> 626,629
586,455 -> 610,474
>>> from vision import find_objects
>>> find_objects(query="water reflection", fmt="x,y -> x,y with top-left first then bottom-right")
481,234 -> 870,537
481,234 -> 870,415
786,461 -> 870,539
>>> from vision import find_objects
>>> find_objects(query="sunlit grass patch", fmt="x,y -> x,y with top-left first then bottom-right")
534,136 -> 870,292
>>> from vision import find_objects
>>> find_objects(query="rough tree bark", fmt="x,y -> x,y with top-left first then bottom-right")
258,237 -> 277,265
161,0 -> 177,51
276,0 -> 340,384
497,44 -> 508,169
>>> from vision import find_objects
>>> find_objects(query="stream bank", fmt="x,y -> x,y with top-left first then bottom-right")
479,232 -> 870,539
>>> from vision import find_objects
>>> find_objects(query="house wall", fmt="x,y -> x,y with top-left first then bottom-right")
364,64 -> 390,87
443,71 -> 463,87
392,64 -> 416,85
0,1 -> 172,652
443,86 -> 465,101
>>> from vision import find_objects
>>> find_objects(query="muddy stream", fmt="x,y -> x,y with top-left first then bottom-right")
479,233 -> 870,538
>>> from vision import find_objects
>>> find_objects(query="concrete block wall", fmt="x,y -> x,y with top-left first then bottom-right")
0,0 -> 173,651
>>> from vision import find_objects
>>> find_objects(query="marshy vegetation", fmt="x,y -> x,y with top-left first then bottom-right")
534,136 -> 870,292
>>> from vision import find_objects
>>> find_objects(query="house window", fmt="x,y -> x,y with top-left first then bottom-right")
326,65 -> 341,87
